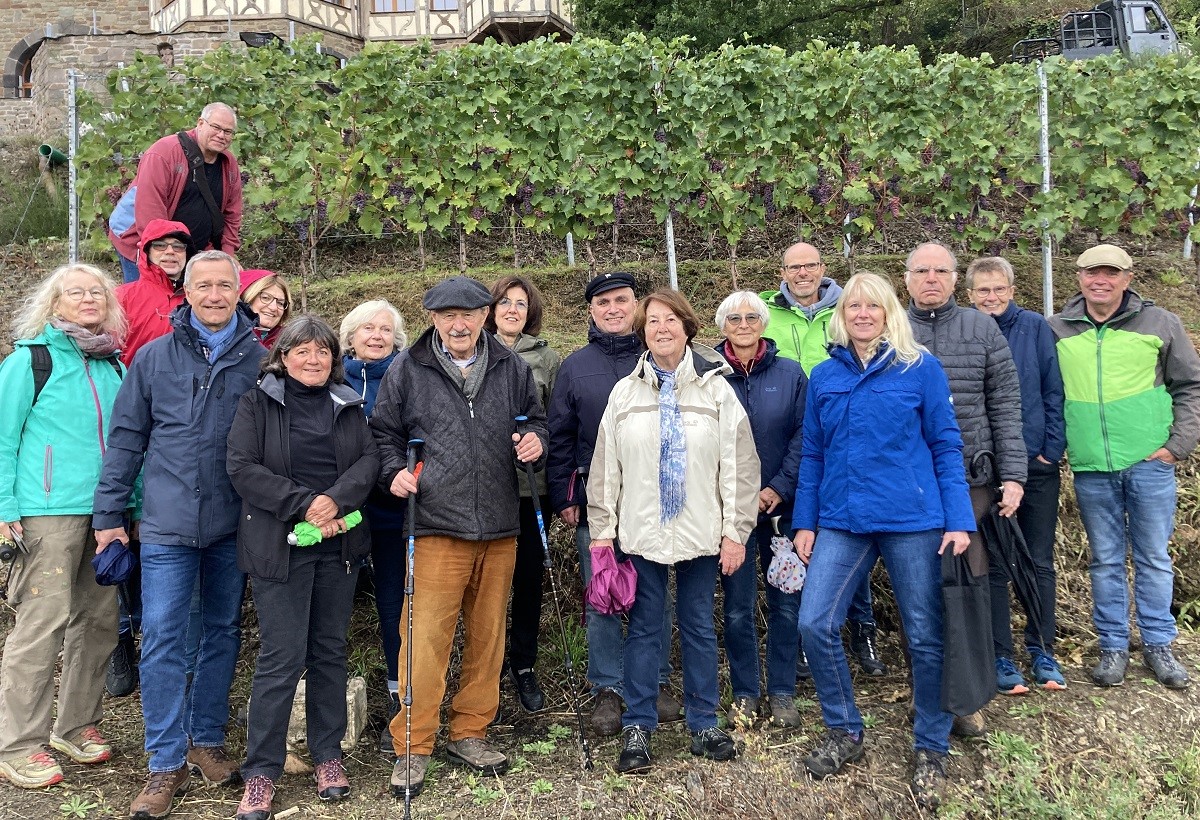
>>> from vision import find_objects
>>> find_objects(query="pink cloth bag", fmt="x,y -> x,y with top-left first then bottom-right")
585,546 -> 637,615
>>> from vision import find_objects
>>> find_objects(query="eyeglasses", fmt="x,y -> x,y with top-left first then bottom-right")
782,262 -> 823,274
149,240 -> 187,253
497,298 -> 528,311
254,293 -> 289,310
908,267 -> 956,277
202,119 -> 236,138
725,313 -> 763,326
971,285 -> 1011,297
62,287 -> 106,302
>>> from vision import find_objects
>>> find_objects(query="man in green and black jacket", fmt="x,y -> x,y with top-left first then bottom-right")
1050,243 -> 1200,691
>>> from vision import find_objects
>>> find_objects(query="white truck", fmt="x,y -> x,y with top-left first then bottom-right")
1012,0 -> 1181,62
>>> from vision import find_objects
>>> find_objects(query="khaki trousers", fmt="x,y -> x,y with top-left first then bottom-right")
389,535 -> 517,756
0,515 -> 118,757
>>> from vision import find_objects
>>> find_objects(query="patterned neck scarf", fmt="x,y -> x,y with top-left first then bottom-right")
650,355 -> 687,523
50,318 -> 120,358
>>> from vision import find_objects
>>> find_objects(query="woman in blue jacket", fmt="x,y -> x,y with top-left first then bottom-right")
0,264 -> 128,788
715,291 -> 807,728
792,272 -> 973,809
339,299 -> 408,754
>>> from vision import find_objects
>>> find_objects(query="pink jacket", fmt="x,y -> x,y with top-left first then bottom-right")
108,128 -> 243,261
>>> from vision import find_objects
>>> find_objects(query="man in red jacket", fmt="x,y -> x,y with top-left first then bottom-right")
108,103 -> 243,283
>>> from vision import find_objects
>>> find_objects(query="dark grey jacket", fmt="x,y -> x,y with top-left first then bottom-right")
908,298 -> 1027,487
226,374 -> 380,582
93,304 -> 265,546
370,327 -> 548,541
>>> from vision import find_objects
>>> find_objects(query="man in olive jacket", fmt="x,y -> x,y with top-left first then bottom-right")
370,276 -> 547,799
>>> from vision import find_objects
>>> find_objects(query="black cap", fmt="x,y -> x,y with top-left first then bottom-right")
422,276 -> 492,311
584,271 -> 637,303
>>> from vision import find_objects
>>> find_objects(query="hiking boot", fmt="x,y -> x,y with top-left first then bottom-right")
848,621 -> 887,676
314,758 -> 350,800
796,644 -> 811,681
911,748 -> 948,809
130,766 -> 189,819
656,685 -> 683,723
390,754 -> 430,799
803,728 -> 865,778
235,775 -> 274,820
187,744 -> 242,787
726,696 -> 758,727
995,657 -> 1030,695
616,725 -> 652,773
0,750 -> 64,789
445,737 -> 508,775
511,666 -> 546,713
1143,645 -> 1190,690
1091,649 -> 1129,687
1030,650 -> 1067,690
767,694 -> 802,728
379,691 -> 400,757
590,688 -> 623,737
50,726 -> 113,764
951,711 -> 986,738
106,633 -> 138,697
690,726 -> 737,761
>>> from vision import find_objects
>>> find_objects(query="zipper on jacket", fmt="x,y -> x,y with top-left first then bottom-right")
1095,328 -> 1114,471
84,359 -> 108,456
468,399 -> 475,419
201,364 -> 214,391
43,445 -> 53,495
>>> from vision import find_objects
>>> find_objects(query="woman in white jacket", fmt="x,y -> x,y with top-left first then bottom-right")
587,288 -> 760,774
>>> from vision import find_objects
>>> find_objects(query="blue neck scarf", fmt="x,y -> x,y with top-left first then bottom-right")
189,310 -> 239,363
650,356 -> 687,523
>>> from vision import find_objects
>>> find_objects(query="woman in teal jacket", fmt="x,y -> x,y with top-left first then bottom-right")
0,263 -> 129,789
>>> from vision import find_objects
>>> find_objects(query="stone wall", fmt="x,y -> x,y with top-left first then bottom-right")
0,99 -> 39,139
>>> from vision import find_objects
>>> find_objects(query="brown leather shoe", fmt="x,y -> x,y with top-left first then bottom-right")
656,686 -> 683,723
186,744 -> 242,787
589,688 -> 622,737
130,766 -> 189,819
950,711 -> 986,738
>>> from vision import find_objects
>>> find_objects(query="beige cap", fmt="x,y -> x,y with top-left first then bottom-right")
1076,244 -> 1132,271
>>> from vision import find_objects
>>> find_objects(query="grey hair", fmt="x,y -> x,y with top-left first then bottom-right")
340,299 -> 407,355
14,263 -> 127,342
965,256 -> 1015,289
200,102 -> 237,126
260,314 -> 345,383
715,291 -> 770,331
183,250 -> 240,287
904,242 -> 958,278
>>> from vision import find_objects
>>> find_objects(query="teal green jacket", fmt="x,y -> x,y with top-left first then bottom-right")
0,325 -> 130,521
759,279 -> 842,375
1049,290 -> 1200,472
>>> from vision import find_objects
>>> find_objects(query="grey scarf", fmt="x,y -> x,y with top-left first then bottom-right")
431,332 -> 489,402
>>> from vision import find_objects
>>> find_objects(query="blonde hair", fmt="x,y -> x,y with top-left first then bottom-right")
827,272 -> 923,366
339,299 -> 407,354
240,273 -> 293,327
14,263 -> 127,342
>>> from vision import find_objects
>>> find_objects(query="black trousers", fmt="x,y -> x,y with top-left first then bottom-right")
507,496 -> 548,671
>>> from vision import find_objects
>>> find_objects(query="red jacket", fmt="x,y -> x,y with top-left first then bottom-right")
116,219 -> 190,366
108,128 -> 243,261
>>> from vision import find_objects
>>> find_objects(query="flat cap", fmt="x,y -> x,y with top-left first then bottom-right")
584,271 -> 637,303
423,276 -> 492,311
1076,244 -> 1132,271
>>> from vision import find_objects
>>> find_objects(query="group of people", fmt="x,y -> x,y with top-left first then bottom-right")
0,214 -> 1197,817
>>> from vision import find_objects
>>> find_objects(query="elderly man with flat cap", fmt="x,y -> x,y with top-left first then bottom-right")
547,272 -> 682,737
1051,244 -> 1200,690
370,276 -> 547,797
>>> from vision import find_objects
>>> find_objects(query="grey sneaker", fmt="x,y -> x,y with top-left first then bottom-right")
803,728 -> 864,778
390,754 -> 430,799
912,748 -> 948,809
1143,645 -> 1190,690
767,695 -> 801,728
444,737 -> 508,775
1092,649 -> 1129,687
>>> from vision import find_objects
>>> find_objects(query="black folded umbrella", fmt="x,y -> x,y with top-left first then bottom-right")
970,451 -> 1047,650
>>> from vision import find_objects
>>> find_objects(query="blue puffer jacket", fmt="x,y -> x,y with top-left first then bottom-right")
990,301 -> 1066,463
93,303 -> 266,547
720,339 -> 807,525
546,323 -> 643,519
343,352 -> 397,417
794,343 -> 975,535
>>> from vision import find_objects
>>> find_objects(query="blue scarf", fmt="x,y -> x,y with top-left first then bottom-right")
188,310 -> 239,363
650,356 -> 687,523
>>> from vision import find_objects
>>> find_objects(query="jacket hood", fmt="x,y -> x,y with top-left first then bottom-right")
257,372 -> 366,412
137,219 -> 193,284
510,332 -> 549,355
767,278 -> 843,316
343,351 -> 397,380
239,268 -> 278,296
587,321 -> 644,355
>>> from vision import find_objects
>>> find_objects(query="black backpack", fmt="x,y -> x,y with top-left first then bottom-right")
29,344 -> 123,405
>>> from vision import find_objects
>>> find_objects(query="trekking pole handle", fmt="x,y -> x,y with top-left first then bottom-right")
406,438 -> 425,478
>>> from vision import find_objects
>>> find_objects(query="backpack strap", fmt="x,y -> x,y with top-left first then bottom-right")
177,130 -> 225,251
29,344 -> 52,405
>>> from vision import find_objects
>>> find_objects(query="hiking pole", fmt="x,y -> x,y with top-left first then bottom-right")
515,415 -> 594,770
402,439 -> 424,819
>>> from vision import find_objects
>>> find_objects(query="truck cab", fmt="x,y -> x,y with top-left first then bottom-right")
1012,0 -> 1179,62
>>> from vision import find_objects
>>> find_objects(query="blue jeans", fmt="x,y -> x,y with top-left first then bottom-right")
624,553 -> 719,733
575,524 -> 671,695
369,525 -> 406,684
1073,459 -> 1179,651
139,539 -> 244,772
798,528 -> 952,755
118,252 -> 139,283
722,524 -> 800,698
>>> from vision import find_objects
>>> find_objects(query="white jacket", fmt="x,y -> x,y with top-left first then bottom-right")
587,349 -> 760,563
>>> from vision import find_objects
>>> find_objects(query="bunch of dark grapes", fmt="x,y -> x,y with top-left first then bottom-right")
294,220 -> 309,242
952,214 -> 966,233
240,171 -> 251,185
469,161 -> 482,172
1120,159 -> 1149,185
809,170 -> 833,206
696,191 -> 709,210
517,181 -> 535,215
920,144 -> 935,166
762,183 -> 777,221
265,237 -> 277,257
105,186 -> 123,205
941,173 -> 953,191
316,199 -> 328,223
709,158 -> 725,174
470,206 -> 485,221
614,189 -> 626,215
887,196 -> 901,218
351,192 -> 367,211
977,196 -> 991,212
653,128 -> 667,144
846,161 -> 861,179
481,146 -> 497,155
887,175 -> 901,195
